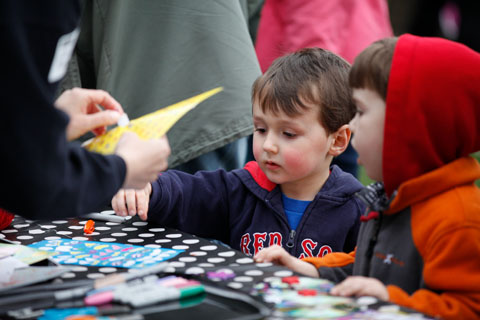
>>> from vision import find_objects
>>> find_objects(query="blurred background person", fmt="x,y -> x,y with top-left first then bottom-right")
61,0 -> 262,174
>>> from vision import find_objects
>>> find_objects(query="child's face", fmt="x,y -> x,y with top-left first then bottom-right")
252,102 -> 335,193
350,88 -> 386,182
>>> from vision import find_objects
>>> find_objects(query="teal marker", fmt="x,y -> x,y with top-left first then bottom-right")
179,284 -> 204,299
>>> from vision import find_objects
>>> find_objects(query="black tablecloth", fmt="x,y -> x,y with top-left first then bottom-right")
1,212 -> 294,294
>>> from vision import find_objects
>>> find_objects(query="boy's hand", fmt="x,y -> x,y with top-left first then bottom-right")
254,245 -> 319,278
330,276 -> 389,301
112,183 -> 152,221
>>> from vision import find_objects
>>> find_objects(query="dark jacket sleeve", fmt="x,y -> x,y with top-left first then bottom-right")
317,265 -> 354,283
148,169 -> 240,243
343,197 -> 365,252
0,1 -> 126,219
302,249 -> 356,283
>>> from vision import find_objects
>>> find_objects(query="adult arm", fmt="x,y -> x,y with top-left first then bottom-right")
0,2 -> 125,219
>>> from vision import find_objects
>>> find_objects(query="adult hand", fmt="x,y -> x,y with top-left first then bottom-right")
115,132 -> 171,189
55,88 -> 123,141
254,245 -> 319,278
330,276 -> 389,301
112,183 -> 152,221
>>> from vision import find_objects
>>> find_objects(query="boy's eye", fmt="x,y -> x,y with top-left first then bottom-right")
283,131 -> 296,138
355,109 -> 364,116
254,128 -> 266,133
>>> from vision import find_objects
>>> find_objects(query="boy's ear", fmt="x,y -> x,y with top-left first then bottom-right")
328,124 -> 351,157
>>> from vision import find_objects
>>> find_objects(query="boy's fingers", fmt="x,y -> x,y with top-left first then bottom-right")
331,277 -> 362,297
254,252 -> 264,262
255,245 -> 281,262
125,189 -> 137,216
112,190 -> 126,216
136,190 -> 149,221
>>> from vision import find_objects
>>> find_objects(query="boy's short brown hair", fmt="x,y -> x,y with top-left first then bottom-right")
349,37 -> 398,100
252,48 -> 355,134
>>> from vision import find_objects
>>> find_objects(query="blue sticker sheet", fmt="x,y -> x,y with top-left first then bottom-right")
28,239 -> 184,269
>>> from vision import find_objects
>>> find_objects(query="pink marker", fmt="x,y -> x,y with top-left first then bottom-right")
84,290 -> 114,306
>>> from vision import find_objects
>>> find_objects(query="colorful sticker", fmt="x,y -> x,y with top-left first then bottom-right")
28,239 -> 184,269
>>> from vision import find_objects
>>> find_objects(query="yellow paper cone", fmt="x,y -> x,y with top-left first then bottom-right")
85,87 -> 223,154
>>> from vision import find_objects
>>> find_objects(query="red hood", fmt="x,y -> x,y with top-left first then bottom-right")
383,34 -> 480,196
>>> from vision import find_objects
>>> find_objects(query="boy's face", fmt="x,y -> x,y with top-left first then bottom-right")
350,88 -> 386,182
252,101 -> 335,195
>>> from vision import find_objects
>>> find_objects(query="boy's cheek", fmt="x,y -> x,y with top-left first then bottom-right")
283,152 -> 307,171
252,141 -> 262,161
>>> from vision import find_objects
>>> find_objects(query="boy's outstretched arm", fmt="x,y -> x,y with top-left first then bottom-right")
302,249 -> 356,283
254,245 -> 319,278
112,183 -> 152,221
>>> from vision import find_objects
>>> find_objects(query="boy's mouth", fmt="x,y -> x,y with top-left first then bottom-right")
265,160 -> 280,170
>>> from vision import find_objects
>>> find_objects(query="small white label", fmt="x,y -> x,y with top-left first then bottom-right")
48,28 -> 80,83
117,113 -> 130,127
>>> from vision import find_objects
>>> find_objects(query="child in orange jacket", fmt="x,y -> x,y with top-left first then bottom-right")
254,34 -> 480,319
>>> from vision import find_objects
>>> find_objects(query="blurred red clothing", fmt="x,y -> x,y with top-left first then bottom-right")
0,208 -> 14,230
255,0 -> 393,71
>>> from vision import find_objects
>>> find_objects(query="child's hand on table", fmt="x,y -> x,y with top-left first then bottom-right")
254,245 -> 319,278
330,276 -> 389,301
112,183 -> 152,221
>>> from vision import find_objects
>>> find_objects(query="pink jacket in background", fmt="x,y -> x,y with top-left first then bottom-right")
255,0 -> 393,71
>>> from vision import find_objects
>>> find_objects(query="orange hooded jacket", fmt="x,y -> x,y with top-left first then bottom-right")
303,34 -> 480,319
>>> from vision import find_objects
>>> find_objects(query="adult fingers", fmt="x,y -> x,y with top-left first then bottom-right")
84,89 -> 123,113
86,110 -> 121,136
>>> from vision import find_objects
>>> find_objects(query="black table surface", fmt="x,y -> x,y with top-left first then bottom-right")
1,212 -> 295,289
0,212 -> 296,319
1,213 -> 432,320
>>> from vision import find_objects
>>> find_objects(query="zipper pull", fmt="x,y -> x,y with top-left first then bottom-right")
286,230 -> 296,248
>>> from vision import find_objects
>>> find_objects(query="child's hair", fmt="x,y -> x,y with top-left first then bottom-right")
349,37 -> 398,100
252,48 -> 355,134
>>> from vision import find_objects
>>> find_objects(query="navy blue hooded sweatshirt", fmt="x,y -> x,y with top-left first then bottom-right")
148,161 -> 365,257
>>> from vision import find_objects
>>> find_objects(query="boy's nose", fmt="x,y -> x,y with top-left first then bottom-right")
263,135 -> 278,153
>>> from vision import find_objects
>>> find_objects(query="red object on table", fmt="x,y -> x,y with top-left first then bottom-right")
84,219 -> 95,234
282,276 -> 299,285
0,208 -> 14,230
298,289 -> 317,296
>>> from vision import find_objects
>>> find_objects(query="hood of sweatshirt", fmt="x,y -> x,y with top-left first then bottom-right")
383,34 -> 480,196
242,161 -> 364,200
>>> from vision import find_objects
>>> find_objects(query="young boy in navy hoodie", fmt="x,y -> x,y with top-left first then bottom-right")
112,48 -> 365,258
254,35 -> 480,319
